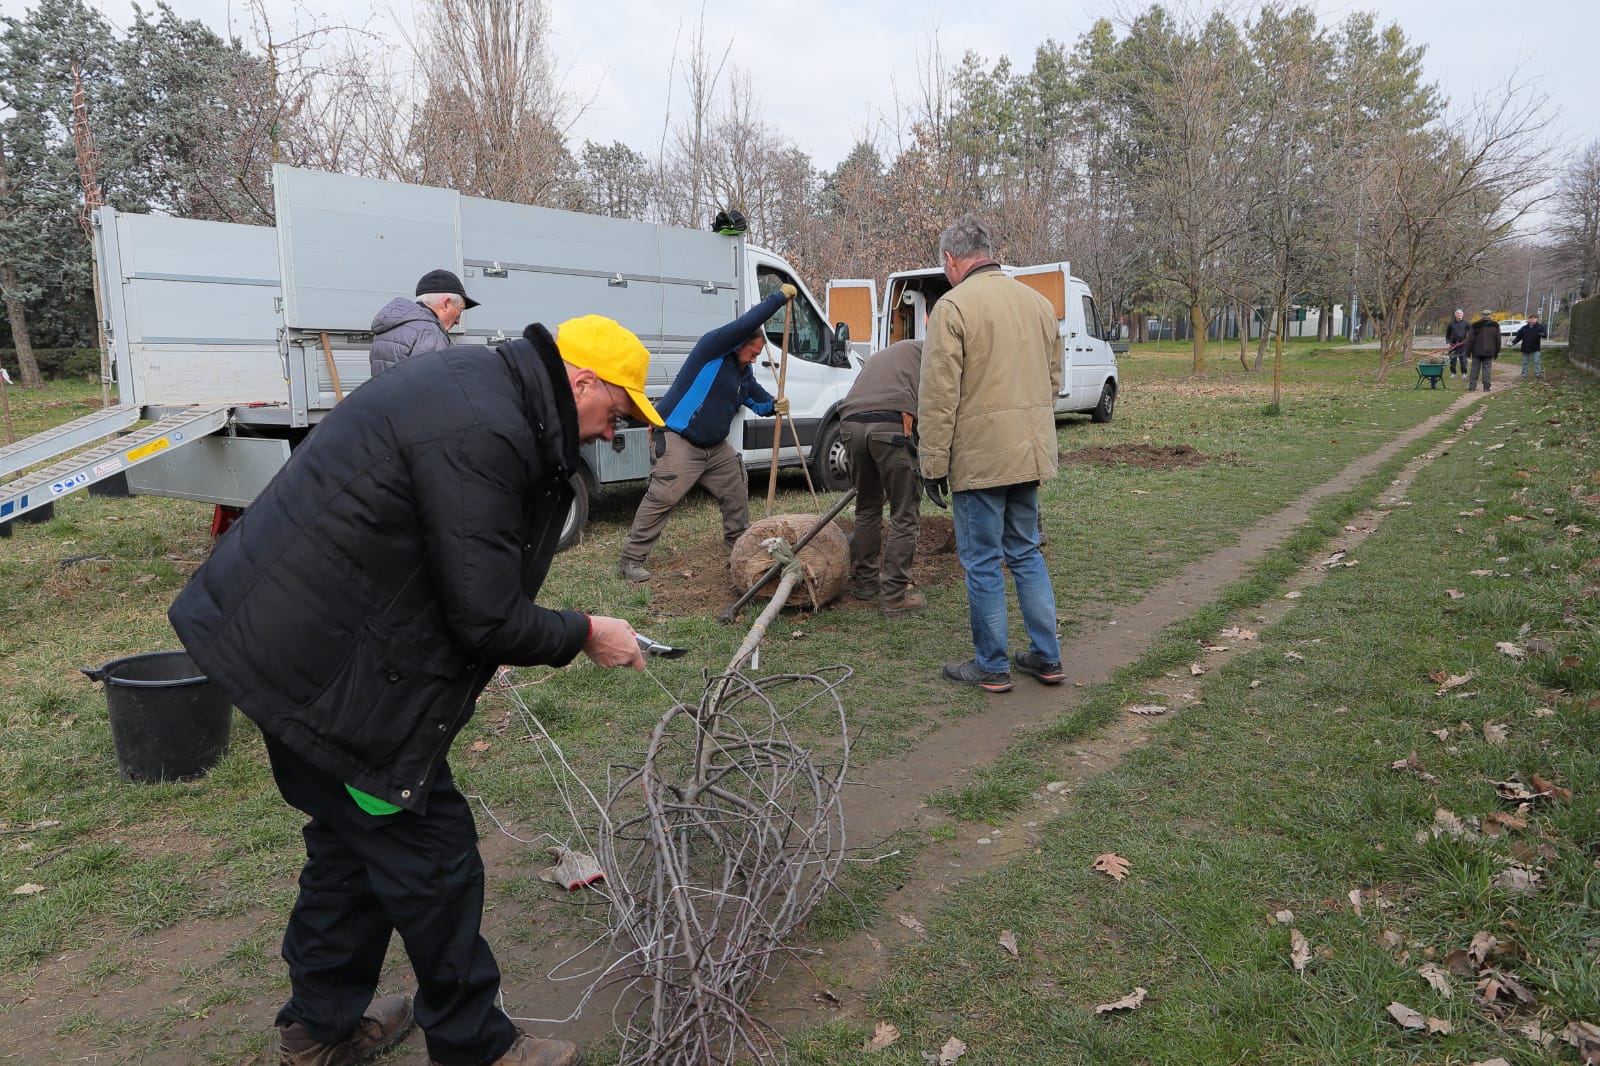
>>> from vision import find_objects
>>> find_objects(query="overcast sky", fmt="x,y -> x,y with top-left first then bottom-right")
92,0 -> 1595,198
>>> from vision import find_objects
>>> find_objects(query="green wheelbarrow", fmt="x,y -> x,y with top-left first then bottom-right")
1414,361 -> 1447,389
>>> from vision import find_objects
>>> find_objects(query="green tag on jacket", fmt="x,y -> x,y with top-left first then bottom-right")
345,784 -> 403,816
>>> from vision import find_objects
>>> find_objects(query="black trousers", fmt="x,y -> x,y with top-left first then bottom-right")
263,733 -> 518,1066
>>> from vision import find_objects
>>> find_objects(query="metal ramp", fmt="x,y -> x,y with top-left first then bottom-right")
0,403 -> 141,479
0,405 -> 231,525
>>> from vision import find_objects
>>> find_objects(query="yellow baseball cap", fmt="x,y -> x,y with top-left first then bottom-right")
556,316 -> 663,427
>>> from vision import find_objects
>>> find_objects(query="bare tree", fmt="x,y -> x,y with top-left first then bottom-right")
405,0 -> 576,205
1361,77 -> 1553,376
1554,140 -> 1600,299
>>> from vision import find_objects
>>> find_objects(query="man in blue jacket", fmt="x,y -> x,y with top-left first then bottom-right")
617,285 -> 794,582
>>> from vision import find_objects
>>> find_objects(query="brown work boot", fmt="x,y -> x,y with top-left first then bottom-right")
431,1030 -> 580,1066
278,994 -> 413,1066
880,589 -> 927,615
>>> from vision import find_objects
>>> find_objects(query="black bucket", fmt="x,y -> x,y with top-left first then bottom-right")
82,651 -> 233,782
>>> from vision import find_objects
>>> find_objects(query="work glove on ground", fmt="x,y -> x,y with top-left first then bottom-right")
539,845 -> 606,891
773,396 -> 791,417
780,283 -> 797,300
584,615 -> 645,670
923,476 -> 949,509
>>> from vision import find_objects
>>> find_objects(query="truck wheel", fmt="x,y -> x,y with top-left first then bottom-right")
1090,382 -> 1117,424
812,420 -> 850,491
556,469 -> 592,553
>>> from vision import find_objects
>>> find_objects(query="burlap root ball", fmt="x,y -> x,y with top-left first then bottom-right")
728,514 -> 850,610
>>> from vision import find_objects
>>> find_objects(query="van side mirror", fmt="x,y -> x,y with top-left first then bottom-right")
834,322 -> 850,346
829,322 -> 852,367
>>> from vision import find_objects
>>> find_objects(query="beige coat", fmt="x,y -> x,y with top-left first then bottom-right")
916,265 -> 1062,492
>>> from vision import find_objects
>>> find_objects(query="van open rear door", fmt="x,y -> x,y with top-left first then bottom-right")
1010,262 -> 1071,398
825,279 -> 876,357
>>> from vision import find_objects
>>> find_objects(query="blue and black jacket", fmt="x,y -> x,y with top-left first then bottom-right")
658,291 -> 783,447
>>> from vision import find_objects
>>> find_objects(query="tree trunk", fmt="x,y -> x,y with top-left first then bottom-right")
1237,301 -> 1250,370
0,259 -> 42,389
0,131 -> 43,389
1190,300 -> 1207,374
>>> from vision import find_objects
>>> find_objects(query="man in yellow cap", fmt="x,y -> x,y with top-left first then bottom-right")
171,318 -> 658,1066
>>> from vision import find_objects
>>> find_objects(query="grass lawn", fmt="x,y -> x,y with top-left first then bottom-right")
2,346 -> 1594,1062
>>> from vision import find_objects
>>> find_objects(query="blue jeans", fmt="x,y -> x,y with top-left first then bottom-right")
950,483 -> 1061,673
1521,350 -> 1543,377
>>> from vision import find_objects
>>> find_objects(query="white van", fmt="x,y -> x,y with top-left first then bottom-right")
2,166 -> 861,545
827,263 -> 1121,424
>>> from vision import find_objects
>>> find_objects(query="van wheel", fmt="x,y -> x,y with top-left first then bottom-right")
812,420 -> 850,491
556,468 -> 593,552
1090,382 -> 1117,423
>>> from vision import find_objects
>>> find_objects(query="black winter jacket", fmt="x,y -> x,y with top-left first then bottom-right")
170,326 -> 590,812
1468,317 -> 1501,359
1444,318 -> 1470,352
1511,321 -> 1546,353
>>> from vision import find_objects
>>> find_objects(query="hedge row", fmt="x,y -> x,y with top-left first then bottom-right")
0,348 -> 103,381
1571,297 -> 1600,370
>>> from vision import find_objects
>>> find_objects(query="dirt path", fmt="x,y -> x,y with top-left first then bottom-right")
0,390 -> 1493,1063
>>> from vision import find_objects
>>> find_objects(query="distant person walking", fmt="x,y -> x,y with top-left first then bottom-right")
918,215 -> 1064,694
1444,309 -> 1471,377
1466,309 -> 1501,392
369,269 -> 479,378
1511,314 -> 1547,379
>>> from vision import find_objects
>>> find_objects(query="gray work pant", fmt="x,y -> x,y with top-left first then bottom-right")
1468,356 -> 1494,389
621,430 -> 749,564
841,421 -> 922,599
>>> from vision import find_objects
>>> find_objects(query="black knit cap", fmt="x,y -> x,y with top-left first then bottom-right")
415,268 -> 480,309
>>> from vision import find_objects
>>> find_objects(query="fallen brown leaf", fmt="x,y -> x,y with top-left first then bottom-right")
1348,888 -> 1363,916
928,1035 -> 967,1064
1531,773 -> 1573,803
1485,810 -> 1528,832
11,883 -> 44,896
1563,1020 -> 1600,1063
863,1021 -> 900,1052
1483,722 -> 1509,747
1446,589 -> 1465,599
1092,854 -> 1131,882
1416,962 -> 1452,999
1386,1001 -> 1426,1030
997,930 -> 1018,958
1432,671 -> 1475,694
1094,987 -> 1147,1013
1492,864 -> 1539,895
1290,929 -> 1312,973
1491,779 -> 1543,802
1495,641 -> 1526,659
469,740 -> 491,753
896,914 -> 927,936
1468,932 -> 1499,966
1477,968 -> 1537,1006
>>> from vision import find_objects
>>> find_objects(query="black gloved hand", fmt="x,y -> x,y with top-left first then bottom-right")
923,476 -> 949,509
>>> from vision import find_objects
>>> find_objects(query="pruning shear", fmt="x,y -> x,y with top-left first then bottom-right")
635,632 -> 689,659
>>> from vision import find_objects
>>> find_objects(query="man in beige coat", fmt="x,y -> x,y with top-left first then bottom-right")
918,216 -> 1064,693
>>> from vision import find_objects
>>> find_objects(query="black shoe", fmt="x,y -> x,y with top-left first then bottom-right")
942,660 -> 1013,693
1013,650 -> 1065,685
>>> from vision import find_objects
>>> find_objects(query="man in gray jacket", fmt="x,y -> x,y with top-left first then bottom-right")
369,269 -> 480,377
